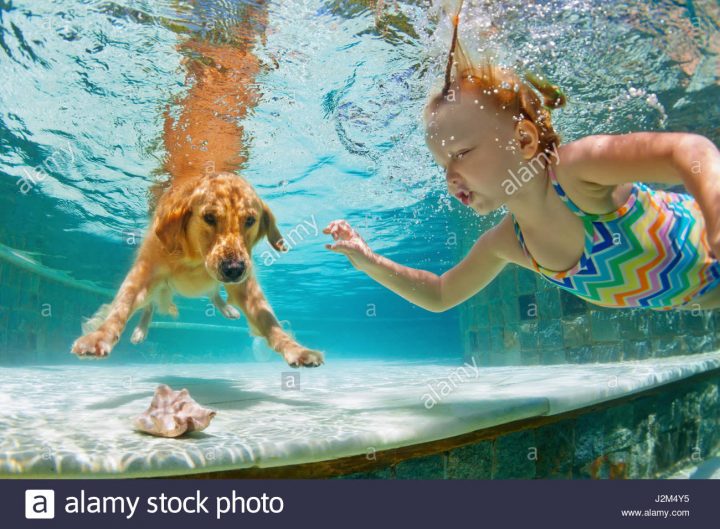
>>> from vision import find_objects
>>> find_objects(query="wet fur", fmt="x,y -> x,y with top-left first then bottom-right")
71,2 -> 323,367
71,174 -> 323,367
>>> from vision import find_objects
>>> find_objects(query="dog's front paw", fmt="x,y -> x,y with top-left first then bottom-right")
220,304 -> 241,320
71,330 -> 117,358
283,347 -> 324,368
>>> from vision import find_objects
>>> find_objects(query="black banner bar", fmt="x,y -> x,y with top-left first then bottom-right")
4,479 -> 717,528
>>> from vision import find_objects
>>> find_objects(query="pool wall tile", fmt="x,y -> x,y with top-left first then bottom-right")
340,468 -> 394,479
394,454 -> 446,479
535,422 -> 574,478
446,442 -> 492,479
491,430 -> 536,479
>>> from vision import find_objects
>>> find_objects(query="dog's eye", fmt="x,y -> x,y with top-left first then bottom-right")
203,213 -> 217,226
245,216 -> 256,228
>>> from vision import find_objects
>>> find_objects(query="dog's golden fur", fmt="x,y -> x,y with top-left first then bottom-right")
71,2 -> 323,367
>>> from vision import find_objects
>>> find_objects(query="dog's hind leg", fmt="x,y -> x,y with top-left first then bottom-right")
157,285 -> 179,317
212,288 -> 241,320
131,305 -> 153,344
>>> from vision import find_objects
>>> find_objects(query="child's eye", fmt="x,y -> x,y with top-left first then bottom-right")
456,148 -> 473,160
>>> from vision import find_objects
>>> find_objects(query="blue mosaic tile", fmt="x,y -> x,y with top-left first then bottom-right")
447,442 -> 492,479
492,431 -> 536,479
395,454 -> 445,479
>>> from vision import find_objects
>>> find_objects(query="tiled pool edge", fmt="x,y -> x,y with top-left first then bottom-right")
354,367 -> 720,479
182,366 -> 720,479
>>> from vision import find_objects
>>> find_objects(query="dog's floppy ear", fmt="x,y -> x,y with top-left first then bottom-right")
153,184 -> 193,254
258,200 -> 286,251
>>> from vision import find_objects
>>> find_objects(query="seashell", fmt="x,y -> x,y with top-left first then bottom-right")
133,384 -> 217,438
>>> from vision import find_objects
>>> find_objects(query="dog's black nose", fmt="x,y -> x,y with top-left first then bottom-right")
220,259 -> 246,282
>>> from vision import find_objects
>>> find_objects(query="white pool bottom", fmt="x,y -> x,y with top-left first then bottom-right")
1,352 -> 719,478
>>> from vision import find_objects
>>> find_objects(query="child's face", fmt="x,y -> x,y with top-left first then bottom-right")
425,91 -> 523,214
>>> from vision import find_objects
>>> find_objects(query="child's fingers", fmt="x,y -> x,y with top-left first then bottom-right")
325,243 -> 346,254
323,219 -> 349,233
324,220 -> 355,241
325,242 -> 345,252
335,221 -> 356,239
322,220 -> 344,238
326,227 -> 341,241
322,220 -> 340,234
325,241 -> 354,254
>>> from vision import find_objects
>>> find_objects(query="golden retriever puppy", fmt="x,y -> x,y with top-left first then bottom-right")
72,3 -> 322,367
71,171 -> 323,367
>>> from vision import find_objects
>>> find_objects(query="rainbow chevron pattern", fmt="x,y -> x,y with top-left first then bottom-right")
511,166 -> 720,310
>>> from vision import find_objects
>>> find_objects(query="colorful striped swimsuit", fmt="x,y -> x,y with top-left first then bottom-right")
511,166 -> 720,310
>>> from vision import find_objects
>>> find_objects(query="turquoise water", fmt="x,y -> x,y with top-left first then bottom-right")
0,0 -> 718,363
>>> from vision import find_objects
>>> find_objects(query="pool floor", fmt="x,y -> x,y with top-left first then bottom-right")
1,352 -> 720,478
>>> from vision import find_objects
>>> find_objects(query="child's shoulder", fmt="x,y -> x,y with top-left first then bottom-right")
482,214 -> 534,269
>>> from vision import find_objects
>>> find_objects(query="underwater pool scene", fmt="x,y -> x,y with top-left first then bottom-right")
0,0 -> 719,479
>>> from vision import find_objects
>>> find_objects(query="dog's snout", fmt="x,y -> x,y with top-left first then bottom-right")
220,259 -> 246,282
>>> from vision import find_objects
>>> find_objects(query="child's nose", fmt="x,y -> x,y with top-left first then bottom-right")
446,170 -> 462,186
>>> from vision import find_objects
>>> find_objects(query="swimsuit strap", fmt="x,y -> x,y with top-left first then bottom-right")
547,165 -> 589,218
510,213 -> 541,273
511,164 -> 588,269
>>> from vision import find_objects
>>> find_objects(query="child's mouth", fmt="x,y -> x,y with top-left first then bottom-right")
455,190 -> 472,206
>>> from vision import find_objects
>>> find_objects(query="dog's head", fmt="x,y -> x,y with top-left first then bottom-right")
153,172 -> 286,283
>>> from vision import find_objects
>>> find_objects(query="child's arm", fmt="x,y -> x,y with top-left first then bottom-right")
323,220 -> 508,312
561,132 -> 720,255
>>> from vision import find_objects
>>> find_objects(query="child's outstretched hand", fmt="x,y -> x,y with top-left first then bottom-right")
323,220 -> 375,270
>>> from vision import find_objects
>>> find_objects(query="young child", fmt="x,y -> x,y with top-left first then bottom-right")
323,12 -> 720,313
